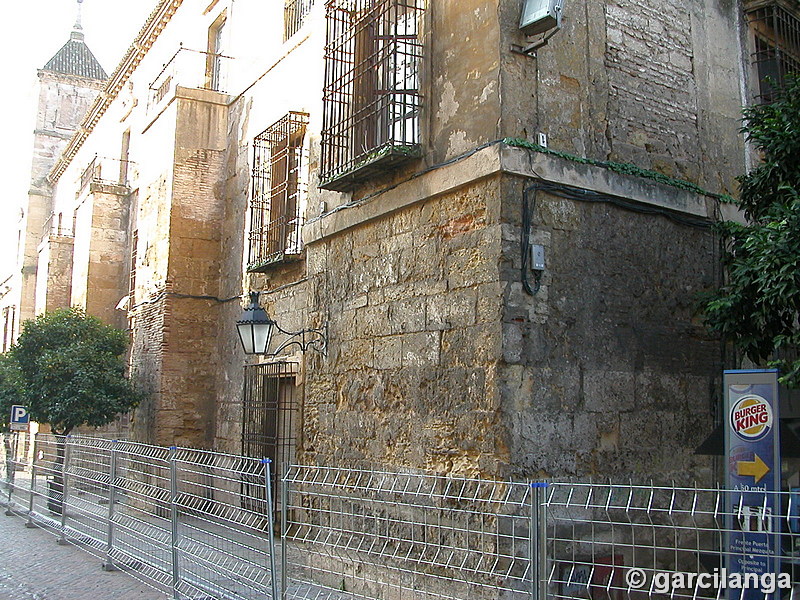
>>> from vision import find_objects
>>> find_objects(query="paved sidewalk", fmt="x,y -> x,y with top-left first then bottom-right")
0,510 -> 165,600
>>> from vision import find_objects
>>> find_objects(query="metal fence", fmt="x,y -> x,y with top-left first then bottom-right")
281,465 -> 540,600
4,434 -> 800,600
543,482 -> 800,600
3,433 -> 278,600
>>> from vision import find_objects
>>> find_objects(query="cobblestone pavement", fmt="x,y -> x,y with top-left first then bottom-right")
0,511 -> 165,600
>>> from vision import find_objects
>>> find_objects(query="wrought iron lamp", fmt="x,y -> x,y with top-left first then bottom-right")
236,292 -> 327,356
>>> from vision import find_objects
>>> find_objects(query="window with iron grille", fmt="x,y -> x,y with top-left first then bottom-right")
241,362 -> 299,513
746,2 -> 800,102
248,112 -> 309,272
285,0 -> 315,41
320,0 -> 425,192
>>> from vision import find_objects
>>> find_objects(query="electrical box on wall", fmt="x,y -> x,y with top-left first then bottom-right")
531,244 -> 545,271
520,0 -> 564,36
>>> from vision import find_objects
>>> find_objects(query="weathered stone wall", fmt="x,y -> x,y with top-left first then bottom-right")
300,176 -> 507,477
211,96 -> 251,455
427,0 -> 502,164
129,295 -> 167,443
130,89 -> 229,448
80,187 -> 130,330
70,187 -> 129,328
499,0 -> 746,194
35,236 -> 74,315
603,0 -> 699,174
31,72 -> 104,189
498,173 -> 719,480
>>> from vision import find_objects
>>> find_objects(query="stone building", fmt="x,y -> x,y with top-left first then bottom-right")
10,0 -> 798,481
5,9 -> 107,348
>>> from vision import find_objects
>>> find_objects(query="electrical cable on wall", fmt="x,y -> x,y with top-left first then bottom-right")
126,277 -> 310,312
521,185 -> 543,295
520,179 -> 715,296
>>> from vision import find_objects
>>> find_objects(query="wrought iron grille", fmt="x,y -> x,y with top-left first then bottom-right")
249,112 -> 309,272
242,362 -> 299,512
746,2 -> 800,102
285,0 -> 315,40
320,0 -> 425,191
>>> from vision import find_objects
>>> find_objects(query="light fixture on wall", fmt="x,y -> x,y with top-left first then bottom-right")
236,292 -> 327,356
512,0 -> 565,56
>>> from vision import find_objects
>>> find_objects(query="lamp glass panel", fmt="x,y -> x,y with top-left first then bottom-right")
237,322 -> 256,354
252,322 -> 274,354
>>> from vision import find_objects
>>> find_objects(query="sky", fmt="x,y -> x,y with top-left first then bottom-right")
0,0 -> 156,279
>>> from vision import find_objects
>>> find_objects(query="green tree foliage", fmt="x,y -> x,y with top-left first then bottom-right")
701,76 -> 800,386
9,307 -> 140,435
0,353 -> 23,431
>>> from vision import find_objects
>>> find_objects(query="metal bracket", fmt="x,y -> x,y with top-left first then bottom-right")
511,24 -> 562,57
270,322 -> 328,357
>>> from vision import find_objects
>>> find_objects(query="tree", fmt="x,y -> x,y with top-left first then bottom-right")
0,353 -> 23,491
701,75 -> 800,386
7,308 -> 140,513
11,307 -> 140,435
0,353 -> 23,431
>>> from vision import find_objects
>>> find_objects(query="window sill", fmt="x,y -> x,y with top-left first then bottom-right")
247,250 -> 304,273
319,143 -> 422,192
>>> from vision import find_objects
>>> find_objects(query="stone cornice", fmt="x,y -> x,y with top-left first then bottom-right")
47,0 -> 184,184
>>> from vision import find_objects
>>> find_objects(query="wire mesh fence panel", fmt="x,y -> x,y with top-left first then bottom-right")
2,431 -> 36,513
60,435 -> 114,553
92,439 -> 172,594
282,465 -> 535,600
543,482 -> 800,600
172,447 -> 278,600
3,434 -> 281,600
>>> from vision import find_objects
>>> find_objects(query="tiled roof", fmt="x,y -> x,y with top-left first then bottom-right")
42,31 -> 107,80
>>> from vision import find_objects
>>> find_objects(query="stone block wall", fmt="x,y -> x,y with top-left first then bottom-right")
19,71 -> 104,326
129,295 -> 167,443
35,235 -> 74,314
300,176 -> 508,478
604,0 -> 699,173
130,90 -> 229,449
31,72 -> 103,188
498,173 -> 719,481
82,187 -> 131,330
499,0 -> 746,194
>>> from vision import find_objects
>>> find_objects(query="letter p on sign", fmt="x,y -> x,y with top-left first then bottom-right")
9,405 -> 29,431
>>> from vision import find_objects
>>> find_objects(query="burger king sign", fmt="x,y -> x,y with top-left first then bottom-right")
730,394 -> 773,442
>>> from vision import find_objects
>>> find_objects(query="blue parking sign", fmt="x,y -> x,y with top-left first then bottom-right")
9,405 -> 29,431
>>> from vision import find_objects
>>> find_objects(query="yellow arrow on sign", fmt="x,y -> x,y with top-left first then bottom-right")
737,454 -> 770,484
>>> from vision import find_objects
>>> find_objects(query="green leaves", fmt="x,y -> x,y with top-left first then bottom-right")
701,75 -> 800,387
5,307 -> 140,434
0,353 -> 23,431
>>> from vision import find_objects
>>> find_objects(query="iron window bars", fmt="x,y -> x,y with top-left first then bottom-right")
746,1 -> 800,102
320,0 -> 425,191
248,112 -> 310,272
242,362 -> 299,514
285,0 -> 315,40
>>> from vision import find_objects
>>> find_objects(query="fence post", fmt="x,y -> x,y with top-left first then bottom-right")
103,440 -> 118,571
530,482 -> 549,600
58,436 -> 72,545
169,446 -> 180,600
4,433 -> 16,514
281,471 -> 289,600
26,434 -> 37,527
263,459 -> 279,600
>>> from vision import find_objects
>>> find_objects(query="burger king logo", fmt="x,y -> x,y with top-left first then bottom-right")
730,394 -> 773,442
